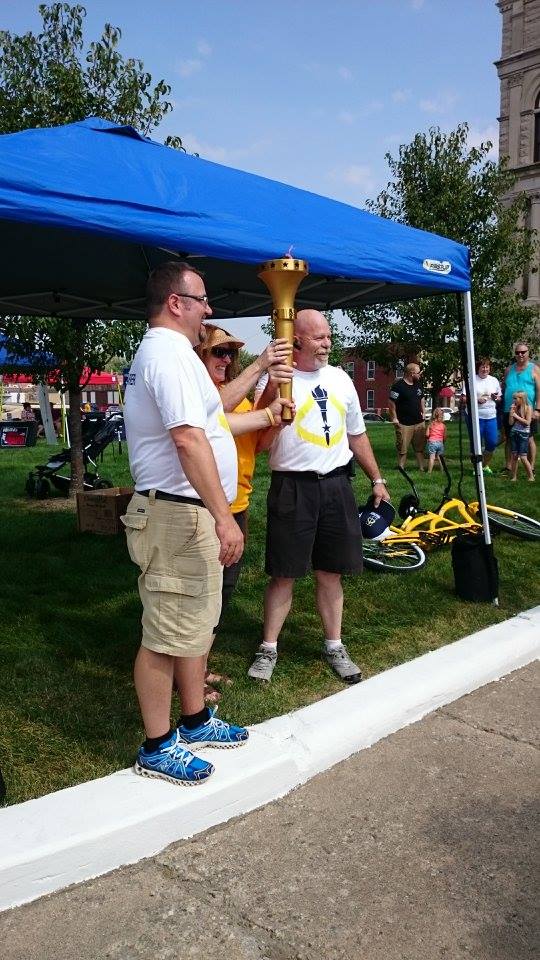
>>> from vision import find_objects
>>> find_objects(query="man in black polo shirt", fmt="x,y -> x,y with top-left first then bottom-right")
388,363 -> 426,470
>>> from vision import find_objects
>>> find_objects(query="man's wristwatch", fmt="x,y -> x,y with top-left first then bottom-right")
371,478 -> 387,487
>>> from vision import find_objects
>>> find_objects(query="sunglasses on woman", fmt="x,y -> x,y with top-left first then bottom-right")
211,346 -> 237,359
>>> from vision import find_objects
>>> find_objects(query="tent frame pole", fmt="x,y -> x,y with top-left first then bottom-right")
37,382 -> 58,445
461,291 -> 492,547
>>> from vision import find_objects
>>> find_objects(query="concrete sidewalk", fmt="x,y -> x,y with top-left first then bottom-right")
2,662 -> 538,960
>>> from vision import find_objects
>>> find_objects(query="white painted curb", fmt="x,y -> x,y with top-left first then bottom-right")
1,605 -> 539,912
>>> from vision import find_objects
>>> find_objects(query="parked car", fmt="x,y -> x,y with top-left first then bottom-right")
425,406 -> 458,422
363,412 -> 387,423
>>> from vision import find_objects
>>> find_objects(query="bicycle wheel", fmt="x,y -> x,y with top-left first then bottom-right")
362,539 -> 426,572
485,506 -> 540,541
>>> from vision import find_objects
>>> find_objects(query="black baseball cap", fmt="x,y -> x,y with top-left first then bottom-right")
358,497 -> 396,540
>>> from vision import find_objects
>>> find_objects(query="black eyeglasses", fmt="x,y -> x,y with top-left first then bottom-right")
211,346 -> 237,359
515,349 -> 528,355
175,292 -> 210,305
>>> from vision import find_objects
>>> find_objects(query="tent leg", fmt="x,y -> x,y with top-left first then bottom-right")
37,382 -> 58,445
460,291 -> 498,605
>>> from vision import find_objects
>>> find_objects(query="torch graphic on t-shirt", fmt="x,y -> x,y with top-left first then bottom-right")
312,385 -> 330,445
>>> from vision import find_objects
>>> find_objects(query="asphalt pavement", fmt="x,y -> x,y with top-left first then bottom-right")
1,662 -> 538,960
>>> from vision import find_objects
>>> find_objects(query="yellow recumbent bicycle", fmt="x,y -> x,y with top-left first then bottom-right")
361,458 -> 540,574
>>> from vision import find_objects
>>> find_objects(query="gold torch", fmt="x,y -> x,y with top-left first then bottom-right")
258,257 -> 309,420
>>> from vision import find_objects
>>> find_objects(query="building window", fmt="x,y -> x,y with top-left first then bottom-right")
534,91 -> 540,164
366,389 -> 375,410
395,361 -> 405,378
343,361 -> 355,378
366,360 -> 375,380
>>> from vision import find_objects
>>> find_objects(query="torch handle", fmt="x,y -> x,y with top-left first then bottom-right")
274,314 -> 294,421
279,379 -> 293,421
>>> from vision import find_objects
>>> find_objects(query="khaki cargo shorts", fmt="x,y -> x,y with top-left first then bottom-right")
394,421 -> 425,457
121,491 -> 223,657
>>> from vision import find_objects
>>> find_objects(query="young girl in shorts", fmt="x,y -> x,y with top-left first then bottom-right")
425,408 -> 446,474
509,391 -> 534,481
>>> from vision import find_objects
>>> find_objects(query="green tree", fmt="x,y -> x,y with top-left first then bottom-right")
0,3 -> 182,491
238,349 -> 258,372
346,124 -> 537,401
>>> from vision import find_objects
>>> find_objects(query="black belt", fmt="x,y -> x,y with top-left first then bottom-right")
136,489 -> 206,507
273,465 -> 350,481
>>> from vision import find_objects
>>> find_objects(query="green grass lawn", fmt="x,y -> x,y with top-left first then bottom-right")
0,423 -> 538,805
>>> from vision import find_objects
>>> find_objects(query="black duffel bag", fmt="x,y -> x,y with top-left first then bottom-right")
451,533 -> 499,603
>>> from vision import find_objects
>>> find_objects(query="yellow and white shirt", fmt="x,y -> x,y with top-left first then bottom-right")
266,365 -> 365,473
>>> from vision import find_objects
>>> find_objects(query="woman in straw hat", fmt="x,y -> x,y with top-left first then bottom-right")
196,324 -> 293,700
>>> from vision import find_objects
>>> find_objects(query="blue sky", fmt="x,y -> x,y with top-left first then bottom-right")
3,0 -> 502,350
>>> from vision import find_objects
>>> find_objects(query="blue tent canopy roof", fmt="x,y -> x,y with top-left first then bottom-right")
0,335 -> 56,371
0,118 -> 470,321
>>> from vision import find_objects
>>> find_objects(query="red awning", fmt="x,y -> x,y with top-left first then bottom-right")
1,370 -> 121,387
82,370 -> 120,386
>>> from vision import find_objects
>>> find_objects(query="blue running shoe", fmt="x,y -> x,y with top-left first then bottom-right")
176,708 -> 249,749
134,729 -> 214,786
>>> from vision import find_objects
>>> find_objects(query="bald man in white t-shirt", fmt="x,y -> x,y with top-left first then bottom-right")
248,309 -> 391,686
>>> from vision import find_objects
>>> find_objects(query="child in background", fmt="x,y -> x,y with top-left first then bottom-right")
509,391 -> 534,481
425,408 -> 446,474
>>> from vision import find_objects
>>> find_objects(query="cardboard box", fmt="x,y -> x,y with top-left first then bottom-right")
77,486 -> 134,535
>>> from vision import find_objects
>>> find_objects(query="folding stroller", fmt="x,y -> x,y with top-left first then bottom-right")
25,411 -> 124,498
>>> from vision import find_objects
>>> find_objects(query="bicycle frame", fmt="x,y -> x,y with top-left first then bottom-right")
383,459 -> 482,550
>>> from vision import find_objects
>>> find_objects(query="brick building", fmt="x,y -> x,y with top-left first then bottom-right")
495,0 -> 540,308
342,355 -> 399,415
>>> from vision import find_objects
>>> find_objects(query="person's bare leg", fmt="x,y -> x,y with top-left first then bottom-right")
528,435 -> 536,473
314,570 -> 343,641
395,426 -> 405,469
510,454 -> 518,480
134,646 -> 174,738
505,436 -> 512,471
520,454 -> 534,481
173,653 -> 207,716
483,450 -> 494,468
415,449 -> 425,471
263,577 -> 295,644
428,453 -> 435,474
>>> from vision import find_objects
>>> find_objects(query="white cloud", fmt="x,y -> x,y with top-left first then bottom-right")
467,123 -> 499,160
392,88 -> 411,104
176,39 -> 211,78
329,164 -> 375,192
180,132 -> 271,165
338,66 -> 353,81
338,109 -> 356,126
362,99 -> 384,117
196,39 -> 212,57
177,58 -> 203,78
419,91 -> 458,113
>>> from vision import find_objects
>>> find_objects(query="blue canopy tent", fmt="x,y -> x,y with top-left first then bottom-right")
0,335 -> 55,369
0,336 -> 58,443
0,117 -> 492,572
0,117 -> 471,318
